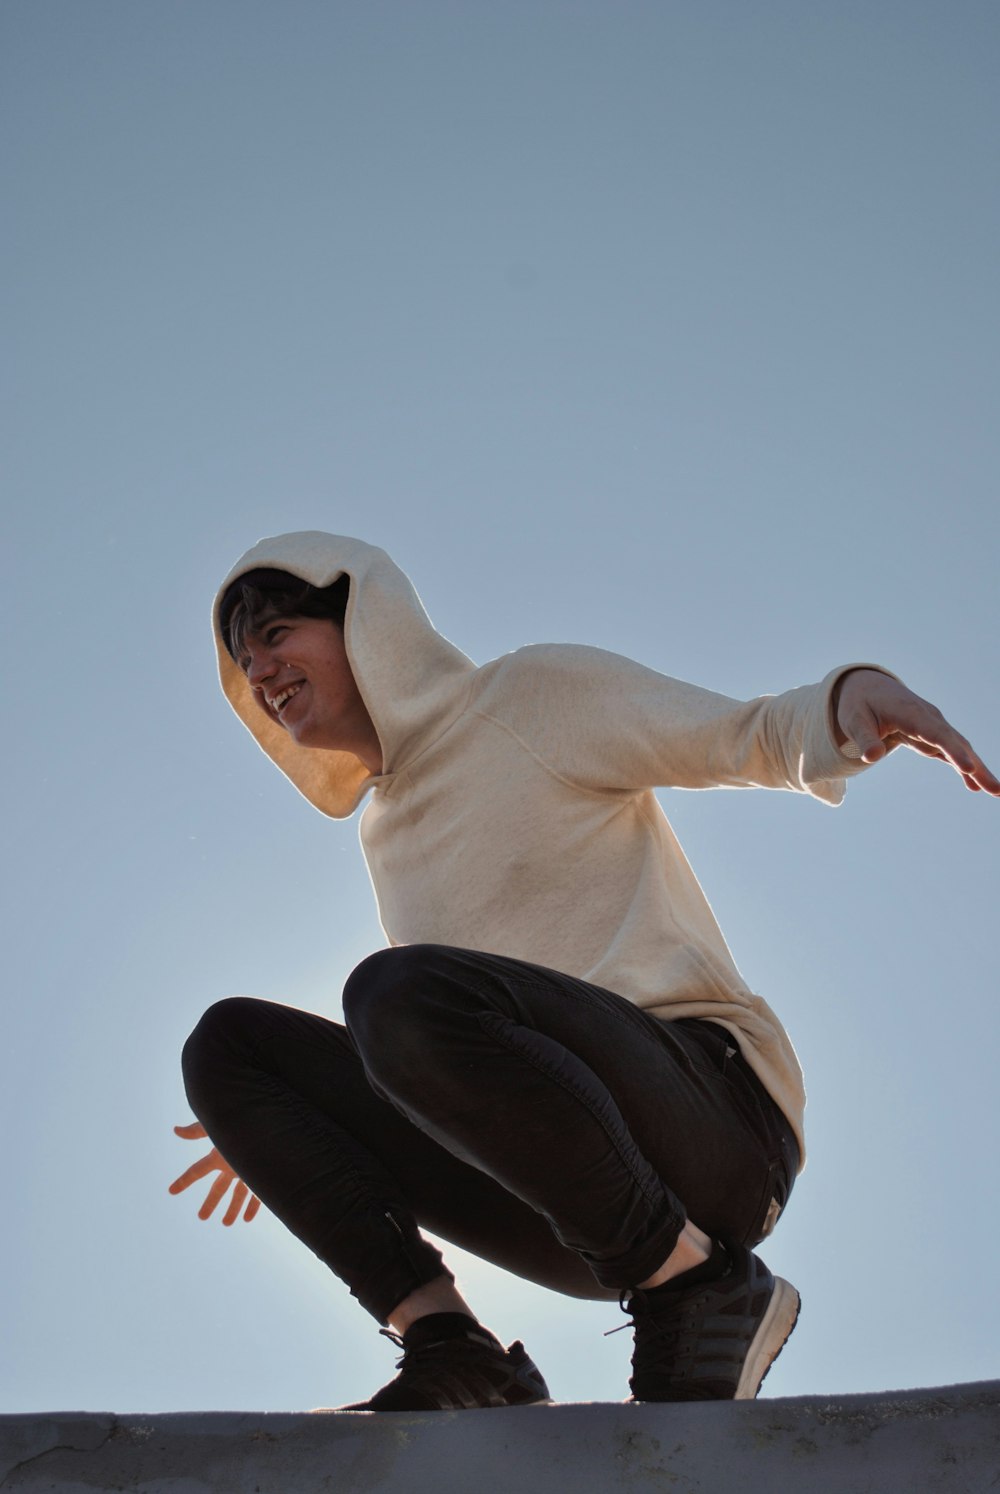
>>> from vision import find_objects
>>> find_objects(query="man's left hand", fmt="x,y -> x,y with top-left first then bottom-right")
833,669 -> 1000,795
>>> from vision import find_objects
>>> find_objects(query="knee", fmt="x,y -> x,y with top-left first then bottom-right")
181,996 -> 265,1104
342,945 -> 449,1051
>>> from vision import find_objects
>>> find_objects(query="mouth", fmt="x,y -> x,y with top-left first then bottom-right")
269,682 -> 303,716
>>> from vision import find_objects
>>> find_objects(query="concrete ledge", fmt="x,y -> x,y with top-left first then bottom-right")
2,1381 -> 998,1492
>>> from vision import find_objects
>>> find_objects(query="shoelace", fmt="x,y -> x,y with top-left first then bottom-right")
603,1289 -> 638,1338
379,1326 -> 497,1369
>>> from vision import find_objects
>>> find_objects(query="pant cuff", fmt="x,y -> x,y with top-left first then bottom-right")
583,1202 -> 687,1291
351,1210 -> 454,1325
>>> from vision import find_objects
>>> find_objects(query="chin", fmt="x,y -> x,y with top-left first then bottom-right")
290,724 -> 334,751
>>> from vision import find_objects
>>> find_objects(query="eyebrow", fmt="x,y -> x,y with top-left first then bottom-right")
235,614 -> 294,672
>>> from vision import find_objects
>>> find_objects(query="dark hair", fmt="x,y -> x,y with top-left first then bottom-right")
219,567 -> 351,664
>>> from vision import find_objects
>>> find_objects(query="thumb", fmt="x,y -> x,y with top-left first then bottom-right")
844,705 -> 886,763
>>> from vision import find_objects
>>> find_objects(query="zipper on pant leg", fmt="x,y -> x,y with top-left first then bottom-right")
384,1209 -> 426,1279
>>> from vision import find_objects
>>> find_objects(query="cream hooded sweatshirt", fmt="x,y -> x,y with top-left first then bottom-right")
215,532 -> 881,1167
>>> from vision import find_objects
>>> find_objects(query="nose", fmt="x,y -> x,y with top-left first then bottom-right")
245,644 -> 278,689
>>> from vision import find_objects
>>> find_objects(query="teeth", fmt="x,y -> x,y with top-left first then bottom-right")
272,684 -> 301,712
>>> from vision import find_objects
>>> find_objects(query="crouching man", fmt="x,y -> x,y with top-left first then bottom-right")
171,531 -> 998,1410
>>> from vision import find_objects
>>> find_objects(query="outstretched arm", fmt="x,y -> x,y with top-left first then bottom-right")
833,669 -> 1000,795
169,1121 -> 261,1225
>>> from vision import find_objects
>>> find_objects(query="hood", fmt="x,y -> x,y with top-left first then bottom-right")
213,532 -> 476,818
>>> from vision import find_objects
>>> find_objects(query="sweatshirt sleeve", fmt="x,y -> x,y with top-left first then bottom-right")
484,645 -> 893,805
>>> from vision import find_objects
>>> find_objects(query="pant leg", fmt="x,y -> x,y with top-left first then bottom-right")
343,945 -> 796,1292
181,995 -> 610,1323
182,947 -> 796,1320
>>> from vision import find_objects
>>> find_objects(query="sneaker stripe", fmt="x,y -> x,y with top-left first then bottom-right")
734,1277 -> 801,1400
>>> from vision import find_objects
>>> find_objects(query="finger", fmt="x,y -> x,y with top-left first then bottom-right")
964,760 -> 1000,795
895,730 -> 1000,794
841,703 -> 888,763
855,727 -> 887,762
891,736 -> 947,763
909,726 -> 1000,793
199,1171 -> 234,1221
222,1181 -> 248,1227
174,1122 -> 207,1140
243,1194 -> 262,1223
952,752 -> 1000,794
169,1153 -> 223,1194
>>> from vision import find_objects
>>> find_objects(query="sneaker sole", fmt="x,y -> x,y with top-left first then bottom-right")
312,1398 -> 554,1414
734,1276 -> 801,1400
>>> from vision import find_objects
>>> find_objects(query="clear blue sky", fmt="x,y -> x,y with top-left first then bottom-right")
3,0 -> 998,1412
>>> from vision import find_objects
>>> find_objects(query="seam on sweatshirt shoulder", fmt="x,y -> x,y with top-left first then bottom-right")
471,709 -> 636,803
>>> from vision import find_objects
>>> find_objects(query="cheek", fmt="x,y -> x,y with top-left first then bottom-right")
250,691 -> 276,724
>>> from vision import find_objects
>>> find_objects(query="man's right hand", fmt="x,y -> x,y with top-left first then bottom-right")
169,1121 -> 261,1225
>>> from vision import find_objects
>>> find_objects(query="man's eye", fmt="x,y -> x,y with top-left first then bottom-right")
264,625 -> 289,644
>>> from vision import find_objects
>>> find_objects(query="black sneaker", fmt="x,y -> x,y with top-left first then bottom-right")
341,1322 -> 551,1412
622,1245 -> 800,1402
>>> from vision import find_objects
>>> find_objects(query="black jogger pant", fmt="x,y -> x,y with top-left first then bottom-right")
181,945 -> 798,1324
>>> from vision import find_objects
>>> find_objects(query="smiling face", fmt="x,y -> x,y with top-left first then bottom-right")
240,614 -> 383,773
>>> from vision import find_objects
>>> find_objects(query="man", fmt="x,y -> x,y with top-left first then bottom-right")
171,531 -> 998,1411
